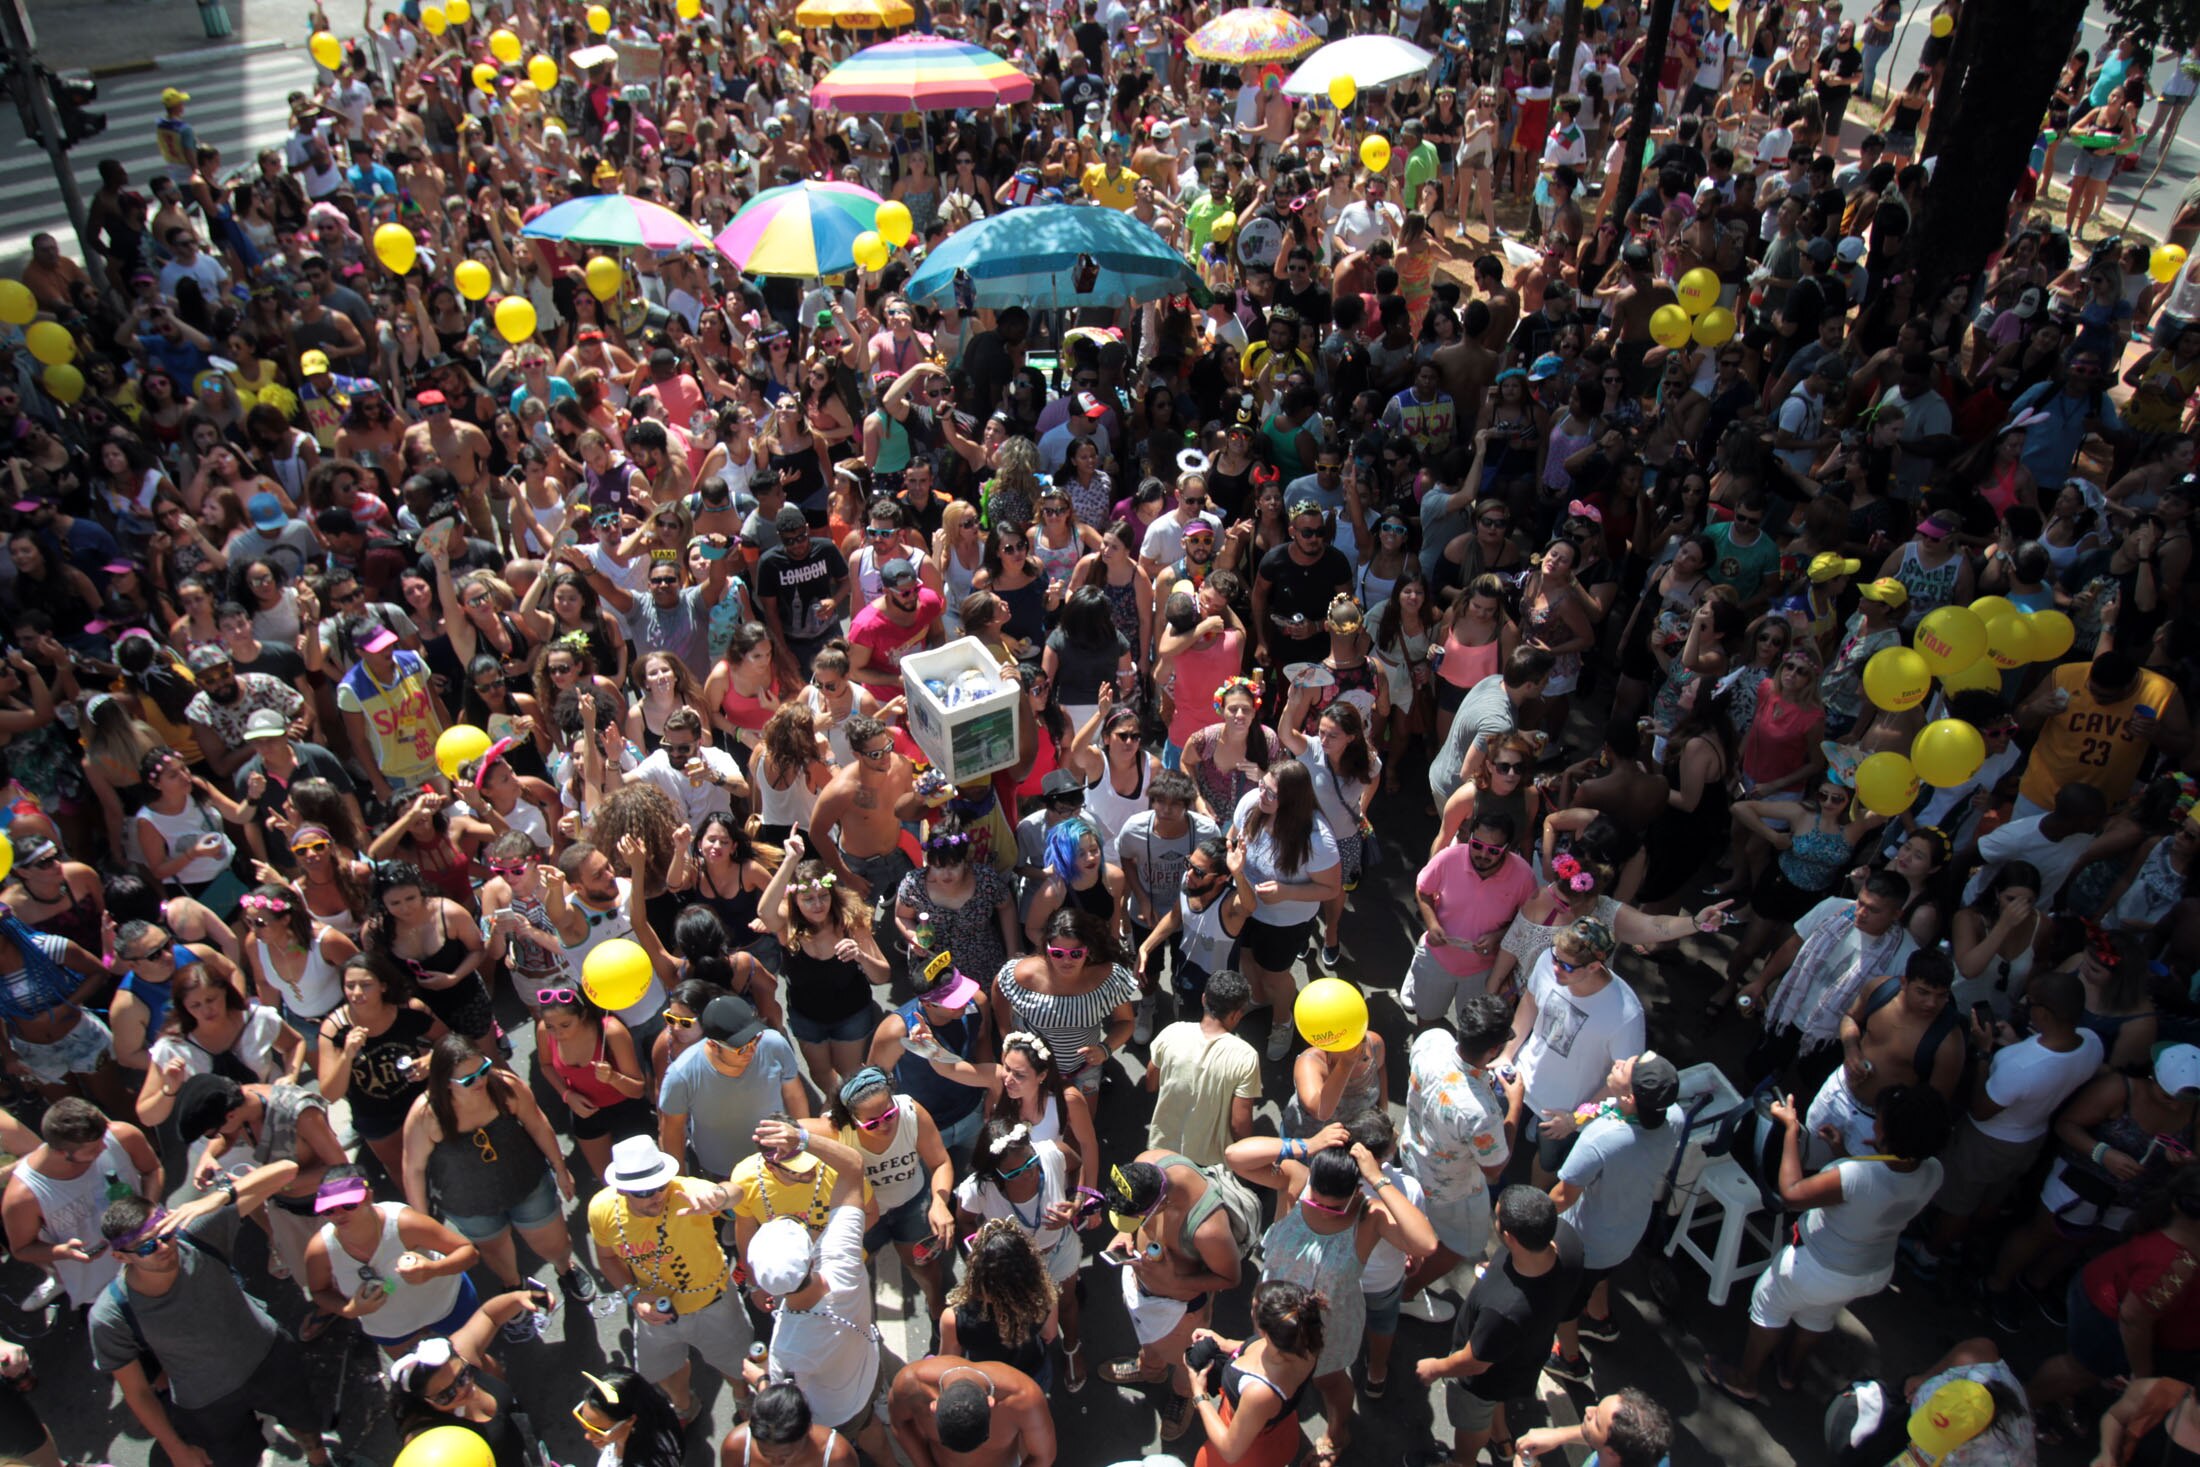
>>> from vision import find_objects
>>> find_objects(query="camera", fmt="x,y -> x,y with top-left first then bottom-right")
1183,1337 -> 1225,1377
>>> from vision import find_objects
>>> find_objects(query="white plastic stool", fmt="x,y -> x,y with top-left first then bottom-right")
1663,1155 -> 1780,1306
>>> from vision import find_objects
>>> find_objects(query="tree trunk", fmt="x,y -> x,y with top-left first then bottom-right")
1610,0 -> 1677,227
1555,0 -> 1583,91
1906,0 -> 2085,301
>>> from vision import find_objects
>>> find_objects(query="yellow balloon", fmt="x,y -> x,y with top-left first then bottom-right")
1648,303 -> 1693,350
1691,306 -> 1736,347
875,200 -> 914,249
494,296 -> 538,344
527,54 -> 559,90
1211,210 -> 1237,242
1856,752 -> 1920,818
582,937 -> 655,1011
677,0 -> 701,17
1863,645 -> 1932,712
1939,657 -> 2002,695
586,4 -> 611,32
1294,977 -> 1369,1052
1675,267 -> 1720,315
40,363 -> 83,405
1584,0 -> 1603,8
1913,605 -> 1987,677
309,30 -> 342,69
1359,134 -> 1391,174
487,27 -> 521,63
445,0 -> 471,22
1929,12 -> 1953,36
1912,718 -> 1987,788
1328,75 -> 1357,111
1966,594 -> 2017,625
453,259 -> 492,300
2028,608 -> 2076,661
585,256 -> 622,301
434,724 -> 493,781
1984,612 -> 2036,671
0,835 -> 14,885
852,231 -> 889,272
421,6 -> 448,34
395,1425 -> 495,1467
1909,1379 -> 1993,1458
0,281 -> 33,327
2152,245 -> 2190,284
1709,0 -> 1730,13
472,62 -> 498,94
374,222 -> 418,276
24,321 -> 73,367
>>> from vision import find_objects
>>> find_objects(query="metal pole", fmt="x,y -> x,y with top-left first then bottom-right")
0,0 -> 104,293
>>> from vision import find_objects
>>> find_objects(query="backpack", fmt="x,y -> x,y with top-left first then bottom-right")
1158,1152 -> 1264,1262
1860,975 -> 1974,1102
100,1230 -> 238,1366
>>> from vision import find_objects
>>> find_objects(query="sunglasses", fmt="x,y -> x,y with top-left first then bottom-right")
858,745 -> 893,762
1466,838 -> 1507,855
486,859 -> 531,875
454,1058 -> 495,1087
997,1150 -> 1042,1180
663,743 -> 696,761
537,988 -> 579,1005
116,1230 -> 170,1258
1479,516 -> 1510,528
664,1012 -> 697,1029
1491,761 -> 1526,775
21,855 -> 58,870
1299,1191 -> 1357,1216
854,1102 -> 901,1131
1554,957 -> 1595,975
1734,514 -> 1764,527
1046,944 -> 1089,963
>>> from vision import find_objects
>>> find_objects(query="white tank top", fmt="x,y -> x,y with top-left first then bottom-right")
846,1095 -> 926,1211
15,1132 -> 143,1304
134,800 -> 234,886
1178,889 -> 1238,976
255,932 -> 345,1020
316,1201 -> 465,1341
1083,755 -> 1151,861
754,750 -> 819,831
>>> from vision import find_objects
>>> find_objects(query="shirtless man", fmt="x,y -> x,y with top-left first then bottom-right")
1548,717 -> 1670,833
1596,239 -> 1680,396
888,1357 -> 1057,1467
1432,300 -> 1500,420
809,714 -> 918,919
1472,256 -> 1521,352
1806,948 -> 1964,1166
403,388 -> 496,539
1096,1150 -> 1248,1442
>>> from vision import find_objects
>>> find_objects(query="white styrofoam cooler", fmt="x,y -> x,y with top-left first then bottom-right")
901,637 -> 1021,785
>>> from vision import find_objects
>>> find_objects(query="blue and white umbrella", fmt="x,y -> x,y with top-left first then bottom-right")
903,206 -> 1197,311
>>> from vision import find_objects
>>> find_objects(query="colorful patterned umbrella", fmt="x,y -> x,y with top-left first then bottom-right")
794,0 -> 915,28
714,180 -> 885,278
903,205 -> 1196,310
1185,7 -> 1320,64
518,194 -> 714,251
810,34 -> 1034,113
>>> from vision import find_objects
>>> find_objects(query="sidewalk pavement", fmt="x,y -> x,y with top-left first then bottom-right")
24,0 -> 320,75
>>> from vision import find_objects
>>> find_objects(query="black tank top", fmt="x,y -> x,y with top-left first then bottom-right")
949,1300 -> 1047,1380
784,939 -> 873,1024
1066,877 -> 1117,925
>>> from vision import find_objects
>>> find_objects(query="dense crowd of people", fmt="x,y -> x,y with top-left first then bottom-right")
2,0 -> 2200,1462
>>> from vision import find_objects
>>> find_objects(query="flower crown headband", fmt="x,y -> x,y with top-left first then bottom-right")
988,1123 -> 1031,1157
239,893 -> 292,913
1003,1030 -> 1052,1064
1213,673 -> 1263,715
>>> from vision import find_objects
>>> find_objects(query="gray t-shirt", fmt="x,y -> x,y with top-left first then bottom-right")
88,1206 -> 280,1406
1557,1108 -> 1684,1269
1420,485 -> 1477,577
1798,1156 -> 1945,1277
1429,673 -> 1517,801
657,1030 -> 801,1176
628,585 -> 713,682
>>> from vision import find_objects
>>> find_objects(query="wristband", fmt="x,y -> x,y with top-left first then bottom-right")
2093,1140 -> 2111,1166
793,1130 -> 808,1153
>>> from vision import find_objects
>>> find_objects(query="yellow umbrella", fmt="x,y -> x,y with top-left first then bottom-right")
795,0 -> 915,28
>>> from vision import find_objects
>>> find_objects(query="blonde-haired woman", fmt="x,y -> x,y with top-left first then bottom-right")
933,500 -> 987,634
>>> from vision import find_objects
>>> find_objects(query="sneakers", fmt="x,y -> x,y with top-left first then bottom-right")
1399,1291 -> 1456,1324
1320,944 -> 1342,972
1896,1236 -> 1941,1280
559,1265 -> 599,1305
1266,1023 -> 1295,1061
499,1310 -> 544,1346
1157,1392 -> 1192,1441
2020,1275 -> 2068,1327
1132,994 -> 1155,1046
1545,1345 -> 1591,1383
1575,1313 -> 1621,1344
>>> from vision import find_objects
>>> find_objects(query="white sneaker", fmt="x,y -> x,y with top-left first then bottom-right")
1266,1024 -> 1295,1061
1399,1291 -> 1456,1323
1132,995 -> 1155,1046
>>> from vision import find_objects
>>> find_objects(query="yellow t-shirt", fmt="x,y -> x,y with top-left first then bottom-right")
1081,163 -> 1138,211
586,1178 -> 730,1312
2019,663 -> 2179,808
726,1152 -> 862,1231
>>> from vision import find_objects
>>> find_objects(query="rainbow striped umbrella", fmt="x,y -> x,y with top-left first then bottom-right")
713,180 -> 884,278
518,194 -> 714,251
810,34 -> 1034,114
1186,6 -> 1320,63
794,0 -> 914,28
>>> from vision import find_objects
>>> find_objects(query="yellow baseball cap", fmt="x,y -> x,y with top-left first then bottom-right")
1808,551 -> 1861,583
1858,578 -> 1909,607
300,350 -> 331,375
161,88 -> 190,107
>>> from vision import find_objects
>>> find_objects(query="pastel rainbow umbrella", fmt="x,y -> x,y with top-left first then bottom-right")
795,0 -> 915,28
1186,6 -> 1320,63
714,180 -> 885,279
518,194 -> 714,250
810,33 -> 1034,113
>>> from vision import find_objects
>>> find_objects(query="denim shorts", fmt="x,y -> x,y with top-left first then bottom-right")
444,1168 -> 564,1241
1363,1278 -> 1404,1335
864,1189 -> 935,1250
789,1003 -> 879,1046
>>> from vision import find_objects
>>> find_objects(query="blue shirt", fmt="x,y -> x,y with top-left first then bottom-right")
2008,380 -> 2121,486
346,162 -> 398,198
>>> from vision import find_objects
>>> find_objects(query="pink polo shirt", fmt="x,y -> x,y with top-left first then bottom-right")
1417,844 -> 1537,978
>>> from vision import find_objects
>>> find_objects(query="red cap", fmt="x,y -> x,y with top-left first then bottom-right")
415,388 -> 448,407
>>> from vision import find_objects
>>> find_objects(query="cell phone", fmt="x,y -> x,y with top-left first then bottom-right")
1970,1002 -> 1994,1031
1100,1246 -> 1135,1267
